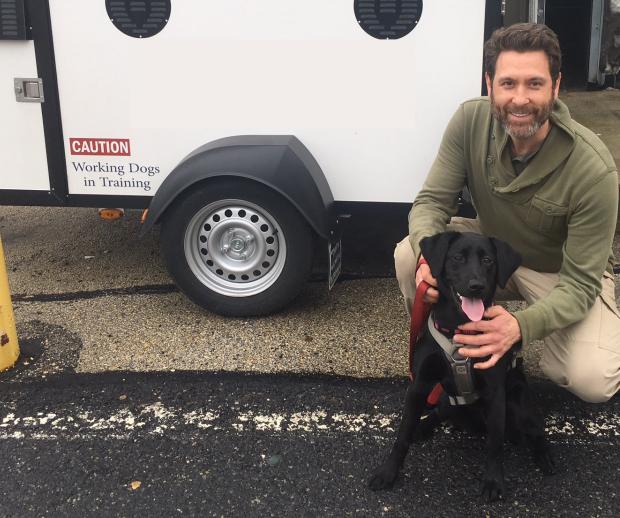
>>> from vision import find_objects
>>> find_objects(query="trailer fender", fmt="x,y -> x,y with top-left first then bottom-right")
141,135 -> 334,239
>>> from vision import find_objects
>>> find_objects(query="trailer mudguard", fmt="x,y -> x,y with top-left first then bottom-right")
141,135 -> 334,239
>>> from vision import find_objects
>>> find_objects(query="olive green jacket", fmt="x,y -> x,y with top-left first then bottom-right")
408,97 -> 618,346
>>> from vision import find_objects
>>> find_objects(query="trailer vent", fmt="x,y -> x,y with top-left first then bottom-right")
0,0 -> 28,40
354,0 -> 423,40
105,0 -> 171,39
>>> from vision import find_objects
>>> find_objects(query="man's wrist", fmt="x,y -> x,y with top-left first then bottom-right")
508,311 -> 523,345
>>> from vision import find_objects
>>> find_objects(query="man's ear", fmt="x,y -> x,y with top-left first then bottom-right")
419,231 -> 461,280
553,72 -> 562,99
490,238 -> 522,288
485,72 -> 492,96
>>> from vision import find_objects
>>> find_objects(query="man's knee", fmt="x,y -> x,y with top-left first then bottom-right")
567,378 -> 614,404
541,355 -> 618,403
394,237 -> 416,286
394,237 -> 417,315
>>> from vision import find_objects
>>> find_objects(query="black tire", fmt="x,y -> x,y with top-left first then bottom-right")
160,178 -> 314,317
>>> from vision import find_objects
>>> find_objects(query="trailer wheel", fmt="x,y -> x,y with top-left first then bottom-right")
160,180 -> 314,316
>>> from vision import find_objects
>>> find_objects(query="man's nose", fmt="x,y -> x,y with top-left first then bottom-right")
511,88 -> 530,106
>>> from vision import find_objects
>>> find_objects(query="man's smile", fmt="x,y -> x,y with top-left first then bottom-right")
509,112 -> 533,119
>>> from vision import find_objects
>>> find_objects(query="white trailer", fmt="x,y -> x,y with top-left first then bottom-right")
0,0 -> 497,316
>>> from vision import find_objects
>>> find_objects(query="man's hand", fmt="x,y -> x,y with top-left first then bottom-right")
453,306 -> 521,369
416,256 -> 439,303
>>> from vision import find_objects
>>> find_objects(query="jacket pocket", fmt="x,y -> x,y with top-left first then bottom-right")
601,271 -> 620,317
526,196 -> 569,235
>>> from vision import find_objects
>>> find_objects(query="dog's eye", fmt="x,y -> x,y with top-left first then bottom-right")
452,254 -> 464,262
482,256 -> 495,265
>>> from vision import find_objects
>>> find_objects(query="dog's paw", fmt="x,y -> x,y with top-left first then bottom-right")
480,466 -> 505,502
368,463 -> 399,491
480,478 -> 505,502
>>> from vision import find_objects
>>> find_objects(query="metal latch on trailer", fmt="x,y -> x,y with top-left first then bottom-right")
14,78 -> 44,103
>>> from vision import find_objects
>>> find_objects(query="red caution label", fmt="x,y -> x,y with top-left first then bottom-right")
70,138 -> 131,156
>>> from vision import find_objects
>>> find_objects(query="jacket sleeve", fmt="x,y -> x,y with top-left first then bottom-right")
513,170 -> 619,346
407,104 -> 469,262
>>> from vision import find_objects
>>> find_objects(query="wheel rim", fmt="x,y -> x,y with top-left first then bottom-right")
184,199 -> 286,297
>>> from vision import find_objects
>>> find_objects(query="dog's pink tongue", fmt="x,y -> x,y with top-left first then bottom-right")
461,297 -> 484,322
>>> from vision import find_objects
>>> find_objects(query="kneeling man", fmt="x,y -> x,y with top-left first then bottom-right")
396,23 -> 620,403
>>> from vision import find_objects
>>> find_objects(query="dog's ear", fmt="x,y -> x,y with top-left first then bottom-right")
490,237 -> 522,288
419,231 -> 461,279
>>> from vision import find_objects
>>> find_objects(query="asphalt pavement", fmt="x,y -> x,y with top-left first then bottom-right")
2,368 -> 619,517
1,202 -> 620,517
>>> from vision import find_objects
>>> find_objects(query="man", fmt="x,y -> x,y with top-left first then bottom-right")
395,23 -> 620,403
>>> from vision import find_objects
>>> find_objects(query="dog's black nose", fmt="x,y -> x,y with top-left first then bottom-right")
468,279 -> 485,292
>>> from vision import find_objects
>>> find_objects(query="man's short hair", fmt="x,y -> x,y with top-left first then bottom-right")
484,23 -> 562,85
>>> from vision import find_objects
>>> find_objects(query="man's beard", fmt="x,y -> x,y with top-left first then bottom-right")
491,91 -> 554,140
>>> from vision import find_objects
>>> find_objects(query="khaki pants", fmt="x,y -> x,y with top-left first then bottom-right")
394,217 -> 620,403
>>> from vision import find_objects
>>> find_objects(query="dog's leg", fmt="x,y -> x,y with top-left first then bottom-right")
480,384 -> 507,502
410,406 -> 441,443
368,379 -> 434,491
521,409 -> 555,475
506,368 -> 555,475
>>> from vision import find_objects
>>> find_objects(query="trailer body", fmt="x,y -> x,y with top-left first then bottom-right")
0,0 -> 495,315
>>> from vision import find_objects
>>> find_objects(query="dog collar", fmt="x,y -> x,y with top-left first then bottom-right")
433,319 -> 479,337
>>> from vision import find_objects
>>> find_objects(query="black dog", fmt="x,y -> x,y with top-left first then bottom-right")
369,231 -> 554,501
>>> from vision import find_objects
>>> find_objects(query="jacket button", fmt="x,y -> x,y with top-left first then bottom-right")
486,156 -> 494,164
545,207 -> 552,214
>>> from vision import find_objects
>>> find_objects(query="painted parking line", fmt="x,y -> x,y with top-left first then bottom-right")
1,402 -> 618,444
